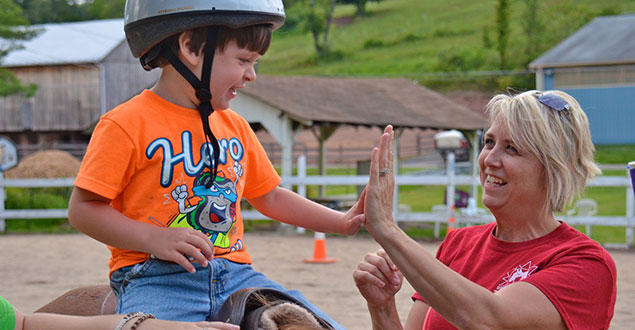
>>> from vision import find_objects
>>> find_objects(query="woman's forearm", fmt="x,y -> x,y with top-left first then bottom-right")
372,225 -> 501,329
367,299 -> 403,330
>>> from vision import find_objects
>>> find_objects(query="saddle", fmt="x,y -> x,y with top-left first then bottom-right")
36,285 -> 334,329
214,287 -> 334,330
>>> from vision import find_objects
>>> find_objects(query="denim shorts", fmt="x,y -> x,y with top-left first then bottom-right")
110,258 -> 344,329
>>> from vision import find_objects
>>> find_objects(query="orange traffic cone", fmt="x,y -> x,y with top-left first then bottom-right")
303,232 -> 337,264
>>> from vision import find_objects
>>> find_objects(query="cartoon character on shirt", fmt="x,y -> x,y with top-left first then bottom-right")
168,171 -> 238,249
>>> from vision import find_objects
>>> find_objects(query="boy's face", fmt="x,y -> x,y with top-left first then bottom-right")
209,40 -> 261,110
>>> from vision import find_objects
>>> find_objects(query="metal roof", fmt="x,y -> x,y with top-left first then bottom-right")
1,18 -> 125,68
242,75 -> 486,130
529,14 -> 635,69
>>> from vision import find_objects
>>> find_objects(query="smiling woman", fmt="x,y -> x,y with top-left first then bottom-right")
483,91 -> 600,214
353,90 -> 617,330
479,118 -> 549,226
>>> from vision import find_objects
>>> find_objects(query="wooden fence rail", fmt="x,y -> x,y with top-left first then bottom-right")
1,168 -> 633,247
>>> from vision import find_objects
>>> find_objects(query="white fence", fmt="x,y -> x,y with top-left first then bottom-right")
1,165 -> 633,247
0,174 -> 74,232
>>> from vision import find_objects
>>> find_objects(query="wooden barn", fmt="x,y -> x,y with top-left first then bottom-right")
0,18 -> 159,157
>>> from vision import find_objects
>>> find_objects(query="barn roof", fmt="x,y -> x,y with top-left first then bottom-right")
529,14 -> 635,69
242,75 -> 486,130
1,18 -> 125,68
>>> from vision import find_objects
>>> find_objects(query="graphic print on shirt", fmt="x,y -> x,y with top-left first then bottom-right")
495,261 -> 538,292
146,131 -> 247,251
167,171 -> 238,249
146,131 -> 245,188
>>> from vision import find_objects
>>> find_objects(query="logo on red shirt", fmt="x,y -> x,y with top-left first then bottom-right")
495,261 -> 538,292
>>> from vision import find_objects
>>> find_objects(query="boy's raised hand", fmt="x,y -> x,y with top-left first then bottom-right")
342,193 -> 366,235
147,227 -> 215,273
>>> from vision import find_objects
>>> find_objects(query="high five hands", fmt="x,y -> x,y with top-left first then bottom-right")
358,125 -> 397,240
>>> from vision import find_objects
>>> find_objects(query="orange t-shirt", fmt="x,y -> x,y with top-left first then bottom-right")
74,90 -> 281,275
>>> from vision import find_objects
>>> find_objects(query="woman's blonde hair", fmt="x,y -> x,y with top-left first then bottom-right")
484,90 -> 601,212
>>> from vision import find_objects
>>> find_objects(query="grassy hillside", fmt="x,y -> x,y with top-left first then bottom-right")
595,145 -> 635,164
260,0 -> 635,89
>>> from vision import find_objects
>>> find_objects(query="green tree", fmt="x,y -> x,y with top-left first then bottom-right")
495,0 -> 510,69
14,0 -> 86,24
1,0 -> 37,96
522,0 -> 544,65
298,0 -> 338,57
85,0 -> 125,19
339,0 -> 382,17
14,0 -> 125,24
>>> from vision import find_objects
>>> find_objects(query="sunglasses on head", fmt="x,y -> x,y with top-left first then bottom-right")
534,92 -> 571,111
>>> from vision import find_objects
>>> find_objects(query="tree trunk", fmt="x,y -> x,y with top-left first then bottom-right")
322,0 -> 337,49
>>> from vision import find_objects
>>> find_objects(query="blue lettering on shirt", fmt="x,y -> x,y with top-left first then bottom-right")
146,131 -> 244,187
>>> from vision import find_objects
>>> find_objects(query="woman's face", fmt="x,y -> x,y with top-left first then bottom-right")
478,117 -> 547,214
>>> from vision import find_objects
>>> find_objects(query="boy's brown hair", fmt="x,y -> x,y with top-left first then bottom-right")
155,24 -> 273,67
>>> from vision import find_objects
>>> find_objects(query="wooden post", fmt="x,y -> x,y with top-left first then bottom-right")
0,172 -> 5,233
446,151 -> 457,234
296,155 -> 307,235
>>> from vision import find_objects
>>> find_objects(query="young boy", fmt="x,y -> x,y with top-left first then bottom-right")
68,1 -> 363,328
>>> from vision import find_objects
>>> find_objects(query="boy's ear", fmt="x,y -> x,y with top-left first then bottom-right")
178,31 -> 203,67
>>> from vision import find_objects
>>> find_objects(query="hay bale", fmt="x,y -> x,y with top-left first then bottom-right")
4,150 -> 81,178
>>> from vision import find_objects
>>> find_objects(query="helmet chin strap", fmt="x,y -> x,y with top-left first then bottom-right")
159,26 -> 220,188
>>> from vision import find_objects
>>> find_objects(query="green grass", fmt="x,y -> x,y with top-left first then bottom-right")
261,0 -> 635,90
581,186 -> 626,216
6,1 -> 635,240
571,226 -> 626,244
3,187 -> 75,233
6,219 -> 76,233
595,145 -> 635,165
254,0 -> 635,240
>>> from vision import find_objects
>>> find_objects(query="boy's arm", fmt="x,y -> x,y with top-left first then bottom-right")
246,186 -> 364,235
68,187 -> 213,273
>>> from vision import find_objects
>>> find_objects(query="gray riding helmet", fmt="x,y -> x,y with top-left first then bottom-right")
124,0 -> 285,61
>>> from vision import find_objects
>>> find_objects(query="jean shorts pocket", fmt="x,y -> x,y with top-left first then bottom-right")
110,265 -> 133,297
110,259 -> 156,294
129,258 -> 156,278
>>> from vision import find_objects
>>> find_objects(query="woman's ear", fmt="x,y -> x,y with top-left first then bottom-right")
178,31 -> 203,68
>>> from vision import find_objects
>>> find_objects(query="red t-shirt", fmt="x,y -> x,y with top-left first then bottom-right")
75,90 -> 281,275
413,221 -> 616,330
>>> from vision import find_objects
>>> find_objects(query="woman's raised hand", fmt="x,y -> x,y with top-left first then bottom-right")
362,125 -> 397,239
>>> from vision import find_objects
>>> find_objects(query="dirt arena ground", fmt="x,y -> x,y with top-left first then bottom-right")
1,232 -> 633,329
